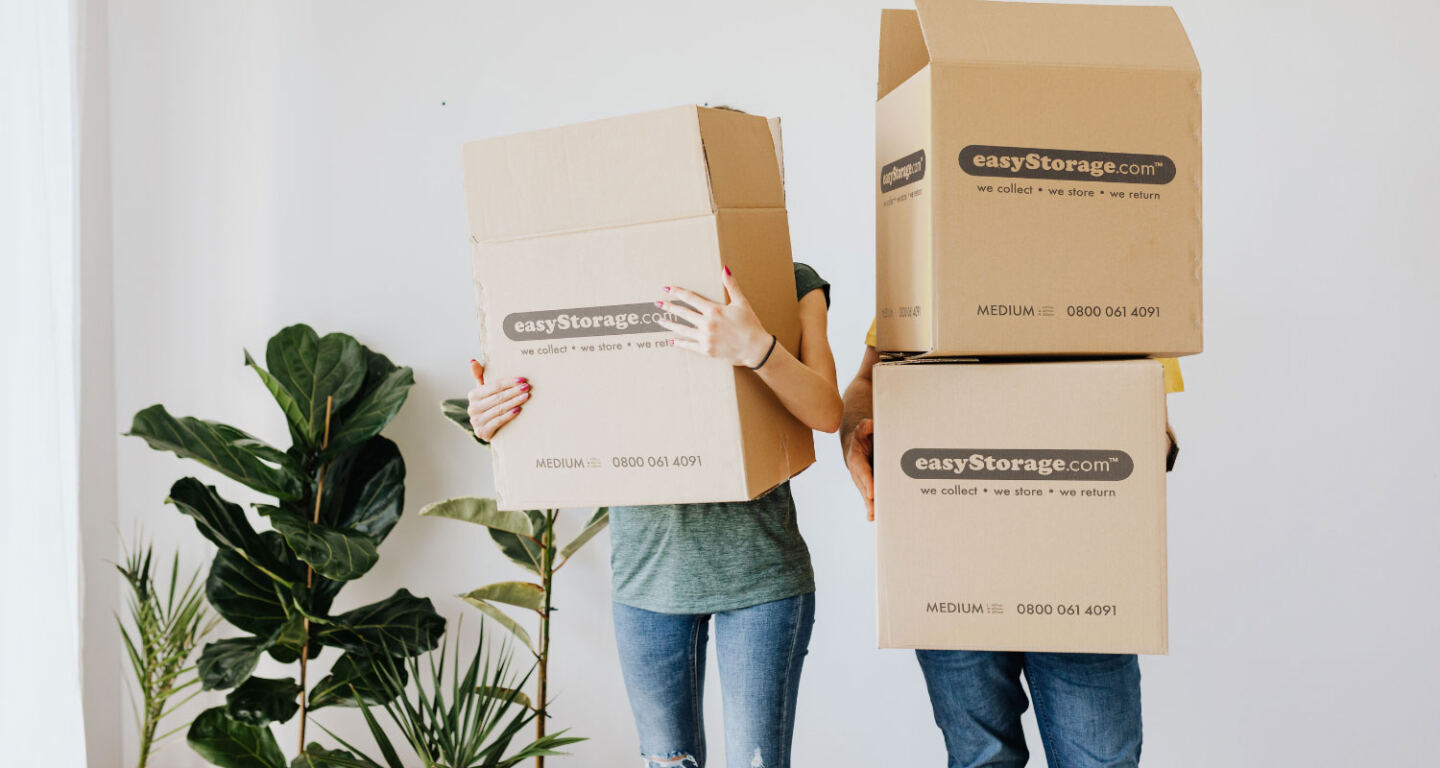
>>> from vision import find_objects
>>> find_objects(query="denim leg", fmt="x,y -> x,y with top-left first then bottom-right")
914,650 -> 1029,768
713,593 -> 815,768
613,602 -> 710,767
1023,653 -> 1142,768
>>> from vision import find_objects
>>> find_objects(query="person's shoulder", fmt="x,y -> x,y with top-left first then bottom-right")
792,261 -> 830,308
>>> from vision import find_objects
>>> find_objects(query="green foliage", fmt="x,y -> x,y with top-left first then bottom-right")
300,626 -> 583,768
188,706 -> 287,768
419,400 -> 611,765
118,536 -> 220,768
129,324 -> 443,768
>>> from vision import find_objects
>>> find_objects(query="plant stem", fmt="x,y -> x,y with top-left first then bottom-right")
535,509 -> 556,768
297,395 -> 334,756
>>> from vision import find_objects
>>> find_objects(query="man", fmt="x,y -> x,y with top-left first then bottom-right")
840,321 -> 1182,768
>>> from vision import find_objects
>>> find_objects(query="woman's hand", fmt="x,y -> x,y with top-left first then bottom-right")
656,267 -> 773,367
466,359 -> 530,441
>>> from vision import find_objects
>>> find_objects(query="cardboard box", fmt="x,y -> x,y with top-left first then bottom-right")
876,0 -> 1203,357
874,358 -> 1168,653
461,105 -> 814,509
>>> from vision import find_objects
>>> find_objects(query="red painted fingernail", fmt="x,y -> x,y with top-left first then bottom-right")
520,383 -> 531,392
510,406 -> 521,414
655,300 -> 664,307
663,286 -> 671,292
723,265 -> 731,275
515,377 -> 527,383
470,358 -> 477,363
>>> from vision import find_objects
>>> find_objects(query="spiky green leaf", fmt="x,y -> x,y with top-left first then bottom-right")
458,598 -> 533,652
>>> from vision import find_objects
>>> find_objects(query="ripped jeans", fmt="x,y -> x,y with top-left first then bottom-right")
612,593 -> 815,768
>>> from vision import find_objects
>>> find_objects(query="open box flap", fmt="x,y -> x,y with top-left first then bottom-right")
912,0 -> 1199,72
464,105 -> 785,245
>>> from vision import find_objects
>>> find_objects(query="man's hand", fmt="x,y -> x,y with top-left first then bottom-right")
845,417 -> 875,521
840,344 -> 880,521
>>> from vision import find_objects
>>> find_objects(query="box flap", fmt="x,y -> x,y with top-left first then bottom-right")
766,116 -> 786,201
878,9 -> 930,99
913,0 -> 1199,72
695,107 -> 786,211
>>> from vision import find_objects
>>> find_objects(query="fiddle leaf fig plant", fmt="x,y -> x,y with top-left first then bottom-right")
127,324 -> 445,768
422,400 -> 610,767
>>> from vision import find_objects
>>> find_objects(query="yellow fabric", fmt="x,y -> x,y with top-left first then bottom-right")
1159,357 -> 1184,394
863,317 -> 1184,393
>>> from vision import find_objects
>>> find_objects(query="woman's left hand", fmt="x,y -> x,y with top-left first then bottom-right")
656,267 -> 773,368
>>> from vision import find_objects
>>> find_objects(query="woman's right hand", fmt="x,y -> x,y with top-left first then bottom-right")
467,359 -> 530,441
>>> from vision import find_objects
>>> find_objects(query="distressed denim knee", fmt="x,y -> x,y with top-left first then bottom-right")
642,751 -> 701,768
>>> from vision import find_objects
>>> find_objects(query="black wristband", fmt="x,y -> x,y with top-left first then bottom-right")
749,334 -> 778,370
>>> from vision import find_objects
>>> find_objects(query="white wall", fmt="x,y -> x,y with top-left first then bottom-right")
103,0 -> 1440,766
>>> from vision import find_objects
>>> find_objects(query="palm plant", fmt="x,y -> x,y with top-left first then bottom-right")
423,399 -> 609,766
117,535 -> 221,768
296,623 -> 583,768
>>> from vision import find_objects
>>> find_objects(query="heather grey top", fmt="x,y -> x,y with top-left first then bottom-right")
609,263 -> 829,614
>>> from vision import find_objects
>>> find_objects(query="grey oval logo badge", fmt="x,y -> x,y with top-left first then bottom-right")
880,149 -> 927,193
901,449 -> 1134,481
959,145 -> 1175,185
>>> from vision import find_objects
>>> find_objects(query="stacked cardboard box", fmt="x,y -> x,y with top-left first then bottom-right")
872,0 -> 1202,654
462,106 -> 814,510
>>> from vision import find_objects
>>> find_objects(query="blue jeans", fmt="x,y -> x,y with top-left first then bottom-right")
915,651 -> 1142,768
612,593 -> 815,768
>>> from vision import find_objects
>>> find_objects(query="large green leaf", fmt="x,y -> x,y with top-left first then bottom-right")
319,436 -> 405,544
486,509 -> 548,575
441,398 -> 487,444
226,676 -> 302,726
459,598 -> 533,652
188,706 -> 286,768
259,505 -> 378,582
419,497 -> 534,538
459,581 -> 545,613
292,745 -> 375,768
198,636 -> 268,691
560,507 -> 609,561
207,544 -> 292,636
263,614 -> 316,664
128,405 -> 304,500
264,325 -> 366,445
308,652 -> 405,710
318,589 -> 445,658
244,350 -> 309,446
324,357 -> 413,459
167,478 -> 287,577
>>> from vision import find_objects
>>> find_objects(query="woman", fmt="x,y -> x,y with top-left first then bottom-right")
467,263 -> 841,768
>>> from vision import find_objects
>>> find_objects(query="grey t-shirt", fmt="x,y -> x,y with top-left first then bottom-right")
609,263 -> 829,614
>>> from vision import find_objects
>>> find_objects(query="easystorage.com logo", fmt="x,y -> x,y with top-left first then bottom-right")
901,449 -> 1134,481
959,145 -> 1175,185
880,149 -> 927,193
503,303 -> 683,341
